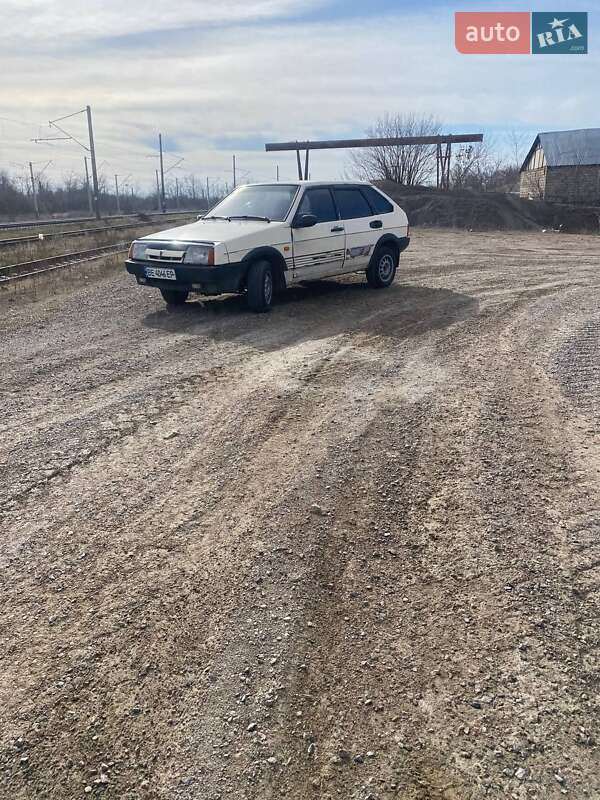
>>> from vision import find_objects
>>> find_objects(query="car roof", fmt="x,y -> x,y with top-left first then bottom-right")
239,180 -> 376,188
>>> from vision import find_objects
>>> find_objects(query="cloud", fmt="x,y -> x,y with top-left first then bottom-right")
1,3 -> 599,190
0,0 -> 328,42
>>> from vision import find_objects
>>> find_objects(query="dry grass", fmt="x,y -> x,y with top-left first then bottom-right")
0,252 -> 125,306
0,215 -> 140,241
0,218 -> 195,268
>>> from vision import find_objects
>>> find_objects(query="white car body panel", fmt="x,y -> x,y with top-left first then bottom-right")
129,180 -> 409,299
291,222 -> 346,282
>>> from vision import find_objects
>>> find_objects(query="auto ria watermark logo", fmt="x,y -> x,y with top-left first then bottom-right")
532,12 -> 587,53
455,11 -> 588,54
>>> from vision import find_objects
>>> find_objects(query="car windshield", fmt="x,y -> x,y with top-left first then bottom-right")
207,184 -> 298,222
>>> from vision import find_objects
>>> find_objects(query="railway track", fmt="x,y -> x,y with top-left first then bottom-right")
0,209 -> 201,233
0,242 -> 129,284
0,215 -> 197,248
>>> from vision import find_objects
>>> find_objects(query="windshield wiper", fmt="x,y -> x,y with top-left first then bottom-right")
203,215 -> 231,221
227,215 -> 271,223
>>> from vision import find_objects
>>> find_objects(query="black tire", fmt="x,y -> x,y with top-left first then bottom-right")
246,260 -> 274,312
160,288 -> 189,306
366,245 -> 398,289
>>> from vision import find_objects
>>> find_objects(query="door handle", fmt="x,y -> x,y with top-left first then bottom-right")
331,226 -> 344,232
370,220 -> 383,229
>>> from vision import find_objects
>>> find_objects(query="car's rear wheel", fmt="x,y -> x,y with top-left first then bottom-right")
366,245 -> 398,288
160,288 -> 189,306
246,260 -> 274,312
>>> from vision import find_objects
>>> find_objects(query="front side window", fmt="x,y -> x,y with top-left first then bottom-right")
208,184 -> 298,222
333,188 -> 373,220
297,188 -> 338,223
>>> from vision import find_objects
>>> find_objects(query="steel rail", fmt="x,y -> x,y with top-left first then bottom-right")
0,210 -> 201,232
0,243 -> 129,284
0,215 -> 197,248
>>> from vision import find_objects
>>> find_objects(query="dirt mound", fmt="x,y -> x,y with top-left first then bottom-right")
376,180 -> 600,233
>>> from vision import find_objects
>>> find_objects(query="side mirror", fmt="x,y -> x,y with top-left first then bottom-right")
197,214 -> 204,220
293,213 -> 318,229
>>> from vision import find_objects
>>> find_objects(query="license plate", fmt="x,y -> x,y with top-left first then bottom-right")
145,266 -> 176,280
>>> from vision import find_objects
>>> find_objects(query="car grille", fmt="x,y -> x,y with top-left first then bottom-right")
145,248 -> 186,263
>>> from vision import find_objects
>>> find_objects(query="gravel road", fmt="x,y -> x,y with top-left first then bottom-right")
1,229 -> 599,800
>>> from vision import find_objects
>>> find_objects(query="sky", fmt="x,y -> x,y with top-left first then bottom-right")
0,0 -> 598,195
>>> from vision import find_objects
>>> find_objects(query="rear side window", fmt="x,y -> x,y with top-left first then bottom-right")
297,188 -> 338,223
362,187 -> 394,215
333,188 -> 373,220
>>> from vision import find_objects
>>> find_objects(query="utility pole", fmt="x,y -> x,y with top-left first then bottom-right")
28,162 -> 39,219
146,142 -> 182,211
33,106 -> 100,217
158,133 -> 166,213
175,176 -> 180,209
276,164 -> 280,182
86,105 -> 101,219
84,157 -> 93,214
156,169 -> 161,211
114,174 -> 120,214
206,177 -> 210,210
233,155 -> 237,188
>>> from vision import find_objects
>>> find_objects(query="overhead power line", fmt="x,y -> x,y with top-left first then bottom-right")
49,109 -> 88,124
0,115 -> 43,127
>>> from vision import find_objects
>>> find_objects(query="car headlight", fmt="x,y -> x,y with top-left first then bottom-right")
185,245 -> 214,266
129,242 -> 149,261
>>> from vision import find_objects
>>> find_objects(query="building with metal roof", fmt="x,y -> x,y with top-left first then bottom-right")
520,128 -> 600,203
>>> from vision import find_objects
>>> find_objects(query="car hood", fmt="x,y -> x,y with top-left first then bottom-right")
141,218 -> 288,246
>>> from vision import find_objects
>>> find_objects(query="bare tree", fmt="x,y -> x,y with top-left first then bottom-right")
451,138 -> 508,191
502,129 -> 530,194
507,129 -> 530,172
0,171 -> 30,216
0,167 -> 208,220
349,113 -> 441,186
12,169 -> 30,197
184,173 -> 199,203
452,142 -> 488,189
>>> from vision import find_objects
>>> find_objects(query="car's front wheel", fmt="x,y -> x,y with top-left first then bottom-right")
246,260 -> 274,312
366,246 -> 398,289
160,288 -> 189,306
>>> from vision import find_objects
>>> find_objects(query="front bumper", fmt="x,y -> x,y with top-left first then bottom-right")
398,236 -> 410,253
125,259 -> 246,295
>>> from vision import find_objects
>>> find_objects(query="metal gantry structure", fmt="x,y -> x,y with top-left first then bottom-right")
265,134 -> 484,189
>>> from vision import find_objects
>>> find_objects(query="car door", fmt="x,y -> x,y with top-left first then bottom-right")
332,187 -> 378,272
291,187 -> 346,281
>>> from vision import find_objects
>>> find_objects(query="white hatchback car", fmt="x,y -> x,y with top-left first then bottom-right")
126,181 -> 410,311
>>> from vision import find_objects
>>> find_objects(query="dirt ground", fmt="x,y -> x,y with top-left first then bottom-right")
0,228 -> 599,800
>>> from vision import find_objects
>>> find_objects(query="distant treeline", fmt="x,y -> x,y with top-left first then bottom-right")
0,170 -> 225,220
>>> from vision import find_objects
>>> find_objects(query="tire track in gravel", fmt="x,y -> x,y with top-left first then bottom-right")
451,284 -> 600,800
0,282 -> 471,512
259,279 -> 600,800
0,335 -> 364,798
2,229 -> 600,800
0,280 -> 460,799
